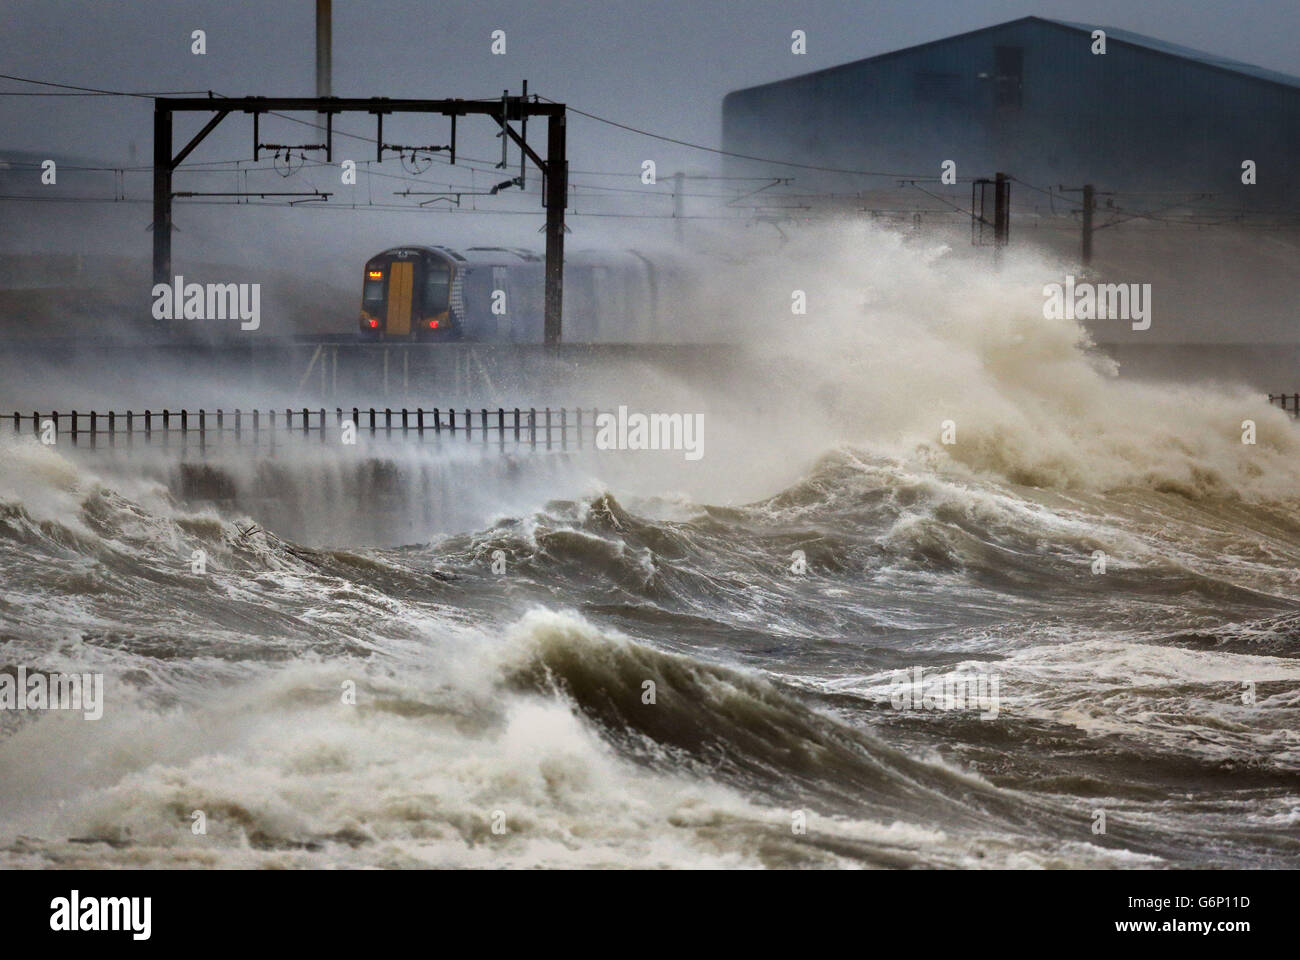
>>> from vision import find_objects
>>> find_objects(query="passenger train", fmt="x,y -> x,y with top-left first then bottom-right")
358,245 -> 684,342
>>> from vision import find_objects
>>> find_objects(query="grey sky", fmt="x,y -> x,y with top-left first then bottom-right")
3,0 -> 1299,173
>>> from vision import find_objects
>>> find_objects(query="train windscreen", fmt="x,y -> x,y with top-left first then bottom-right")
423,262 -> 450,312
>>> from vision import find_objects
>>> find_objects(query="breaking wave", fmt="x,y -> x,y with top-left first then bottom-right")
3,221 -> 1299,868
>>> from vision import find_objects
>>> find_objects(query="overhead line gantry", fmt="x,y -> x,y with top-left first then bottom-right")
152,92 -> 568,343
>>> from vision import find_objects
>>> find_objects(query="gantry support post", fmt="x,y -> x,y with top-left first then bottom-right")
994,172 -> 1010,246
1081,183 -> 1094,268
315,1 -> 332,100
152,106 -> 172,289
544,112 -> 567,346
1060,183 -> 1107,272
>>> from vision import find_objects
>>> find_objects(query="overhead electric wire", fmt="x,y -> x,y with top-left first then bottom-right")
3,72 -> 950,201
0,71 -> 518,179
541,96 -> 950,180
0,73 -> 210,98
1008,175 -> 1086,209
6,71 -> 1300,229
902,180 -> 983,222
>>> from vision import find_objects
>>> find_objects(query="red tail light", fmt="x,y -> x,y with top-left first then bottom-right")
368,318 -> 379,329
429,319 -> 439,329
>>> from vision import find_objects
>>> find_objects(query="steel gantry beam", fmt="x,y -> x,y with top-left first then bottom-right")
152,94 -> 568,343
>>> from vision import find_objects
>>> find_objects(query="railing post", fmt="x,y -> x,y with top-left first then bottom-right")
70,410 -> 78,445
514,407 -> 520,442
498,408 -> 505,451
433,407 -> 441,435
529,408 -> 536,449
576,408 -> 583,449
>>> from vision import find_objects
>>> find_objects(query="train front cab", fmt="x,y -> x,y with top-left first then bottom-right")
359,248 -> 455,340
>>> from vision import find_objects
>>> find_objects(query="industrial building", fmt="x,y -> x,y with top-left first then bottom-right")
722,16 -> 1300,209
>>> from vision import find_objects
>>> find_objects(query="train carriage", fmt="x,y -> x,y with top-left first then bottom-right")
358,244 -> 667,343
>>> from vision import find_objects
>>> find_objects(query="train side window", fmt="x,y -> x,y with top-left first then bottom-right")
423,262 -> 450,312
